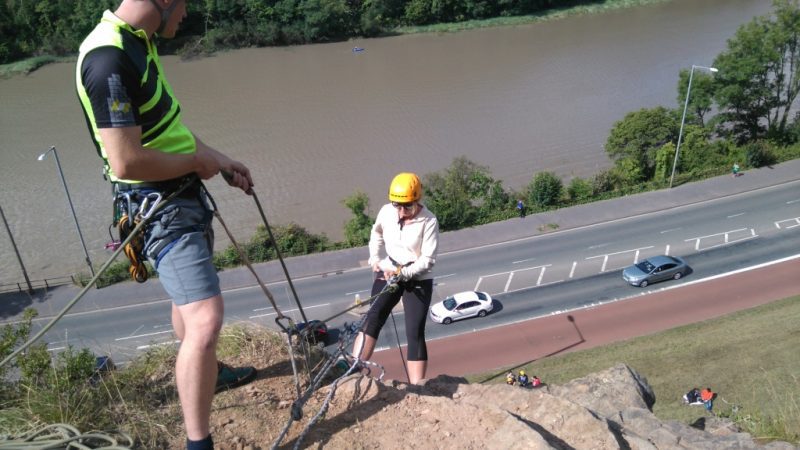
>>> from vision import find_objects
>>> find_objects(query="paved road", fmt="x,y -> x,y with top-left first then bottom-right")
369,255 -> 800,381
2,161 -> 800,379
3,160 -> 800,324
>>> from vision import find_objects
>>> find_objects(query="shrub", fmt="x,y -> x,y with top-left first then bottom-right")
745,140 -> 776,168
566,177 -> 593,204
527,171 -> 563,209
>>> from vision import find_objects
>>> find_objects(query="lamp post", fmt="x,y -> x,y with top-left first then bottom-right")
0,202 -> 34,293
38,146 -> 96,277
669,64 -> 718,188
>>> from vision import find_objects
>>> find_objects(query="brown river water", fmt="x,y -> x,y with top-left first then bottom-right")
0,0 -> 772,282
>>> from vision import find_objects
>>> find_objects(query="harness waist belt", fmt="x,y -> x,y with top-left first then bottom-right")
115,177 -> 200,198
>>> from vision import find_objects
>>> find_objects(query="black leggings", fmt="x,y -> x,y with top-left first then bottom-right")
361,276 -> 433,361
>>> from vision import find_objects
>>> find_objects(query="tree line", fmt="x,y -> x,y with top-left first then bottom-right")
1,0 -> 593,64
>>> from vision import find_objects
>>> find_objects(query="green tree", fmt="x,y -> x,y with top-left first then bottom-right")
605,106 -> 679,179
527,171 -> 562,208
423,156 -> 506,231
677,68 -> 716,127
713,0 -> 800,143
342,190 -> 373,247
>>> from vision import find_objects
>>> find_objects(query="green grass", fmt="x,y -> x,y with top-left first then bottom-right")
0,55 -> 74,78
394,0 -> 671,35
470,295 -> 800,444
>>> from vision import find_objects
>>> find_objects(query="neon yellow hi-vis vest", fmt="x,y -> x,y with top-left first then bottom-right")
75,10 -> 195,183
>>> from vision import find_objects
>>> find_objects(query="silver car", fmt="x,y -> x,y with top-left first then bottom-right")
622,255 -> 689,287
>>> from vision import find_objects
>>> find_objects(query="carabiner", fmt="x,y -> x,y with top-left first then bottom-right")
139,192 -> 163,219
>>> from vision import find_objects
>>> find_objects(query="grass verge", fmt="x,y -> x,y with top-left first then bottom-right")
470,295 -> 800,444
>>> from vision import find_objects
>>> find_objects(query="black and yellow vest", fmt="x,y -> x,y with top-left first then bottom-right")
75,10 -> 195,183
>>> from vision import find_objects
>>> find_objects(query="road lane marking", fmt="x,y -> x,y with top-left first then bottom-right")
660,227 -> 681,234
686,228 -> 758,251
513,258 -> 536,264
137,340 -> 180,350
569,261 -> 577,278
727,213 -> 745,218
115,330 -> 173,341
586,246 -> 653,272
249,303 -> 328,319
503,272 -> 514,292
775,217 -> 800,229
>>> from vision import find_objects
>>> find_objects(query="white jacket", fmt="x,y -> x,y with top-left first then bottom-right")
368,203 -> 439,281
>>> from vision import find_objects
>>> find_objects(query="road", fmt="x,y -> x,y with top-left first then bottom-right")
35,181 -> 800,367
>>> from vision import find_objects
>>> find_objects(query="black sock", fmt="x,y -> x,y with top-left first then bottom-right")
187,434 -> 213,450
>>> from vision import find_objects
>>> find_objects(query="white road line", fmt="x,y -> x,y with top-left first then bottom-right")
588,243 -> 610,250
137,340 -> 180,351
503,272 -> 514,293
569,261 -> 577,278
686,228 -> 758,251
660,227 -> 681,234
536,267 -> 547,285
775,218 -> 800,229
249,303 -> 329,319
513,257 -> 536,264
727,213 -> 745,218
345,289 -> 370,296
787,199 -> 800,204
115,330 -> 173,342
665,244 -> 671,255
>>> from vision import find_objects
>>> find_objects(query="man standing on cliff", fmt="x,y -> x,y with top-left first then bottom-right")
75,1 -> 256,449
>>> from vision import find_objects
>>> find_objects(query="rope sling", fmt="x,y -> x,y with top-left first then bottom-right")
0,175 -> 410,449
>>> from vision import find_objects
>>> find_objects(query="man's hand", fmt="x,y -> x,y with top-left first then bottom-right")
195,138 -> 254,194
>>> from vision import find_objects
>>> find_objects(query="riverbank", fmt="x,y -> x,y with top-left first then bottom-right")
0,0 -> 671,79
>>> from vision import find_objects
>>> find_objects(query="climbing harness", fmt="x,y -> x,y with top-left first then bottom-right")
110,181 -> 176,283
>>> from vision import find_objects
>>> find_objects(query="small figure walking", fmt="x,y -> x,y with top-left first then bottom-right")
732,162 -> 740,178
516,199 -> 526,218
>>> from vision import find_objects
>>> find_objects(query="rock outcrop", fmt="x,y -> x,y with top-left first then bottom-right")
289,364 -> 796,449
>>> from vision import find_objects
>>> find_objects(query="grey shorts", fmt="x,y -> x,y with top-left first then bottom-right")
143,194 -> 220,305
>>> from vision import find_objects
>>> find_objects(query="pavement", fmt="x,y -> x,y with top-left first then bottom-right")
2,160 -> 799,324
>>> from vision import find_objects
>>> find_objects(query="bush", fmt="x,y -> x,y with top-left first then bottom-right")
566,177 -> 593,204
745,140 -> 776,168
527,171 -> 563,208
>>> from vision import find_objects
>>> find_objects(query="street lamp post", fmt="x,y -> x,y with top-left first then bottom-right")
669,65 -> 718,188
38,146 -> 96,277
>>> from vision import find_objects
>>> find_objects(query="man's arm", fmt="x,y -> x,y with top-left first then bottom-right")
99,127 -> 253,193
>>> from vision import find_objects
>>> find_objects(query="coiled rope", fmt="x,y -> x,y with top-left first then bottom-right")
0,424 -> 133,450
118,214 -> 147,283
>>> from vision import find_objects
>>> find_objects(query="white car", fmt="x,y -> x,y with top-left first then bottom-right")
429,291 -> 494,324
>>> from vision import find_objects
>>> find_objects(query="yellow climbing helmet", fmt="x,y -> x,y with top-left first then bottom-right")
388,172 -> 422,203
